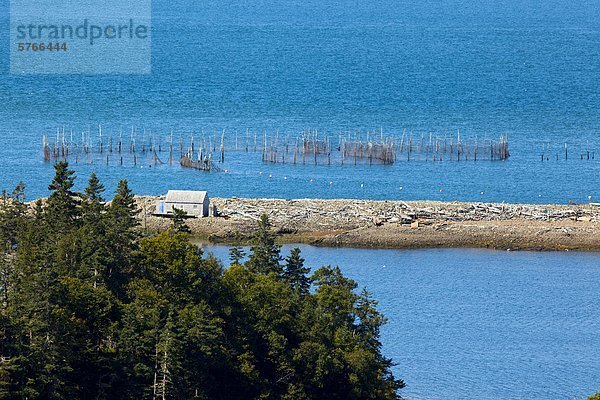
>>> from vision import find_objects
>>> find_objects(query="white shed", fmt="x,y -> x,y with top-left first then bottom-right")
155,190 -> 210,217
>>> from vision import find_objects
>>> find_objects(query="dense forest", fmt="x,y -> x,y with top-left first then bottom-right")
0,162 -> 404,399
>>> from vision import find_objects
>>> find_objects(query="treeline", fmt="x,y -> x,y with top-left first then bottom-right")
0,161 -> 404,399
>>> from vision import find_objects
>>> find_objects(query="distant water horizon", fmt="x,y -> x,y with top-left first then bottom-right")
1,0 -> 599,203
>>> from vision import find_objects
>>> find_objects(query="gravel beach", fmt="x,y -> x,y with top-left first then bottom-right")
137,196 -> 600,251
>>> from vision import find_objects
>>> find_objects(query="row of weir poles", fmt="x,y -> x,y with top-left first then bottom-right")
182,129 -> 225,164
259,128 -> 509,165
260,129 -> 396,165
43,125 -> 225,164
339,130 -> 396,165
43,126 -> 512,168
43,125 -> 227,168
262,129 -> 340,165
395,130 -> 510,162
540,142 -> 595,161
233,129 -> 267,153
219,127 -> 511,163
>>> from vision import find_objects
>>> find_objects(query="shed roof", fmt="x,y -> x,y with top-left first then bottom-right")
165,190 -> 208,204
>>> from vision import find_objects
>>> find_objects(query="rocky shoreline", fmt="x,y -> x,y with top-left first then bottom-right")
136,196 -> 600,251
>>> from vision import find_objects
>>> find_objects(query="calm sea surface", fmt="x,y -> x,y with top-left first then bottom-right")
0,0 -> 599,202
201,244 -> 600,400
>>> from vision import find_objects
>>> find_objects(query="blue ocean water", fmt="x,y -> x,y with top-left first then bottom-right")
201,244 -> 600,400
1,0 -> 600,202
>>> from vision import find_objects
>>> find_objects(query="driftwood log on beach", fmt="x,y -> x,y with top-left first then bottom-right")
136,197 -> 600,251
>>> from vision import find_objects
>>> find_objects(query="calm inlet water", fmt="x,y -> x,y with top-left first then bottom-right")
200,245 -> 600,400
0,0 -> 600,202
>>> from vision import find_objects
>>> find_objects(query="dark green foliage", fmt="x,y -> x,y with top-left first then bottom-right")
82,172 -> 105,225
105,179 -> 140,298
0,183 -> 27,308
0,168 -> 404,400
246,214 -> 283,276
229,246 -> 245,265
283,248 -> 311,295
171,207 -> 191,234
85,172 -> 105,201
46,161 -> 80,231
229,233 -> 246,266
108,179 -> 138,235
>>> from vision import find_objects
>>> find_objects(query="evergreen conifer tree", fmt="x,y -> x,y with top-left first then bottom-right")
283,247 -> 311,295
46,161 -> 80,231
246,215 -> 282,276
229,246 -> 246,265
82,172 -> 105,225
108,179 -> 138,234
171,207 -> 191,234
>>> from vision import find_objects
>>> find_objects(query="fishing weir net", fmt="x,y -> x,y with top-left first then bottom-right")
41,126 -> 510,172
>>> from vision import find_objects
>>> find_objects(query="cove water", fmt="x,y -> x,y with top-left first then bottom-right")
0,0 -> 600,203
201,244 -> 600,400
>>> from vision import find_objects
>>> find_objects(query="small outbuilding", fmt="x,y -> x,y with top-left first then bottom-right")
155,190 -> 210,217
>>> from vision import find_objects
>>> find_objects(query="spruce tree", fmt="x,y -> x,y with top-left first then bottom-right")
82,172 -> 105,227
84,172 -> 105,201
108,179 -> 138,233
283,248 -> 311,295
79,173 -> 112,289
46,161 -> 80,231
105,179 -> 139,298
171,207 -> 191,234
229,246 -> 246,265
246,214 -> 282,276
